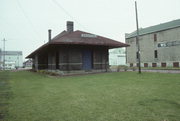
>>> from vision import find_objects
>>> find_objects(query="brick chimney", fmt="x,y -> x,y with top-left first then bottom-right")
48,29 -> 51,42
67,21 -> 74,33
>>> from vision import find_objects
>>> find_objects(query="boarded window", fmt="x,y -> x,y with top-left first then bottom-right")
59,49 -> 82,70
56,52 -> 59,69
60,52 -> 68,63
154,50 -> 158,58
94,51 -> 102,62
136,52 -> 139,59
154,34 -> 157,41
161,63 -> 166,67
144,63 -> 148,67
173,62 -> 179,67
152,63 -> 157,67
130,63 -> 133,67
69,50 -> 81,63
137,63 -> 139,67
93,49 -> 107,70
59,50 -> 68,70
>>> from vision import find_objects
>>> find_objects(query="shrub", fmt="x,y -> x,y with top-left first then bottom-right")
38,70 -> 46,74
123,66 -> 128,71
131,67 -> 137,71
36,70 -> 59,76
117,65 -> 128,72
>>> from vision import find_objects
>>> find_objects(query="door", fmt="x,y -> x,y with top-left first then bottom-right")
82,50 -> 92,70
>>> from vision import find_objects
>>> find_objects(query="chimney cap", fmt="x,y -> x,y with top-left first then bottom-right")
67,21 -> 73,24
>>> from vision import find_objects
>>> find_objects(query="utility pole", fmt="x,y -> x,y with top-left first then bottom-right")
135,1 -> 141,74
2,38 -> 7,70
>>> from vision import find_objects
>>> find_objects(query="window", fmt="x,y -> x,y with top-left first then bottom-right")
154,50 -> 158,58
154,34 -> 157,41
173,62 -> 179,67
136,51 -> 139,59
152,63 -> 157,67
130,63 -> 133,67
161,63 -> 166,67
144,63 -> 148,67
136,63 -> 139,67
135,37 -> 140,46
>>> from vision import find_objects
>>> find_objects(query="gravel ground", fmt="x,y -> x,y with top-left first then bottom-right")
111,68 -> 180,74
140,69 -> 180,73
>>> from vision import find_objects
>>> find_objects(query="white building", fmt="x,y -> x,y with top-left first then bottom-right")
0,50 -> 23,69
4,61 -> 16,70
23,59 -> 33,69
109,48 -> 126,65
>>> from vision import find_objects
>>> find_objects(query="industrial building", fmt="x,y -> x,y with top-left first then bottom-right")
27,21 -> 128,73
109,48 -> 126,65
125,19 -> 180,68
0,50 -> 23,69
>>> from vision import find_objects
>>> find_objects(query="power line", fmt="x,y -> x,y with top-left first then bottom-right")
16,0 -> 42,42
51,0 -> 88,31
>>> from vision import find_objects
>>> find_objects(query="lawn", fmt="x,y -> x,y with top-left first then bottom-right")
0,71 -> 180,121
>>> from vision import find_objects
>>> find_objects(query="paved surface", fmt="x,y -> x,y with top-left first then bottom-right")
6,68 -> 180,74
111,68 -> 180,74
140,69 -> 180,74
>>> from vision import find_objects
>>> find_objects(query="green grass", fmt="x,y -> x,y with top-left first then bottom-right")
0,71 -> 180,121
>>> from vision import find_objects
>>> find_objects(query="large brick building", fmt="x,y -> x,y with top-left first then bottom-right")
27,21 -> 128,73
125,19 -> 180,68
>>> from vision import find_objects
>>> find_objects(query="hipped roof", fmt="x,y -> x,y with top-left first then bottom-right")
26,30 -> 129,58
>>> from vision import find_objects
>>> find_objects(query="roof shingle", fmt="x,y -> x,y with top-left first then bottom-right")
50,30 -> 128,47
26,30 -> 128,58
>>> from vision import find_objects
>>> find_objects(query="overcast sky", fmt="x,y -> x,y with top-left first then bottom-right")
0,0 -> 180,60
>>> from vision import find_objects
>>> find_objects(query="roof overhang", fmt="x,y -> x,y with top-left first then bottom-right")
26,42 -> 129,58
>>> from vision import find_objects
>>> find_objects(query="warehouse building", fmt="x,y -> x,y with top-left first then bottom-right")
109,48 -> 126,65
125,19 -> 180,68
27,21 -> 128,73
0,50 -> 23,69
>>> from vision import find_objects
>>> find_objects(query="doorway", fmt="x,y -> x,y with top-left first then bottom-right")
82,50 -> 92,70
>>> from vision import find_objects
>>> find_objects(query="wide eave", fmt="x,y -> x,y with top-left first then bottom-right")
26,30 -> 129,58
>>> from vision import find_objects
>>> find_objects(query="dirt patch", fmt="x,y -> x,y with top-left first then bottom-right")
0,113 -> 5,120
